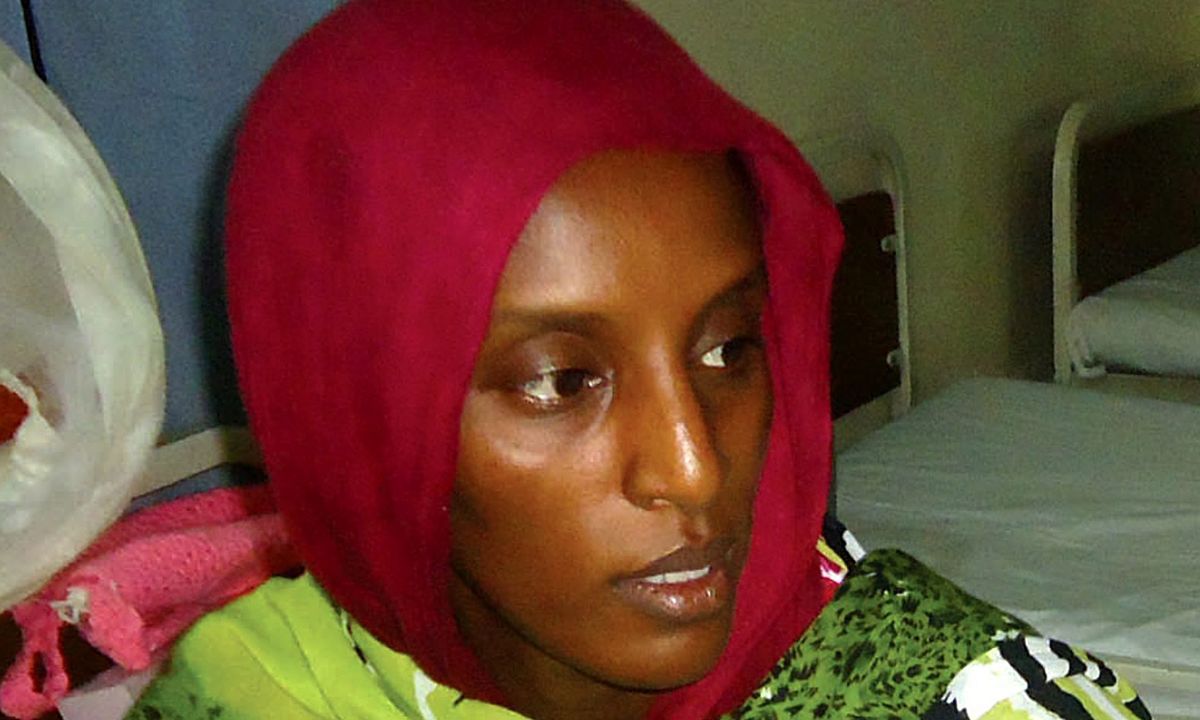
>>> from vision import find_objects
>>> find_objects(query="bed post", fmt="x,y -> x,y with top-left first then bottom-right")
1052,102 -> 1089,385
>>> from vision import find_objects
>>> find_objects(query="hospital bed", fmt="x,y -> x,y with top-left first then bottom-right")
836,378 -> 1200,718
818,125 -> 1200,717
1053,74 -> 1200,404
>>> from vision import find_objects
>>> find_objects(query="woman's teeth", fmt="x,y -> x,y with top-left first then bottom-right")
642,565 -> 711,585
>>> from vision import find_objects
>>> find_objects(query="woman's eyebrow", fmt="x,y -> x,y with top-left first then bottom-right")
490,308 -> 613,337
705,264 -> 768,313
491,264 -> 765,337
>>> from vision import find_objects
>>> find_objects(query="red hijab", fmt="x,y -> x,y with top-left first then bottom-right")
226,1 -> 843,717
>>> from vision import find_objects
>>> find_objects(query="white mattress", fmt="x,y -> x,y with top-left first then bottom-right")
1068,244 -> 1200,378
836,378 -> 1200,717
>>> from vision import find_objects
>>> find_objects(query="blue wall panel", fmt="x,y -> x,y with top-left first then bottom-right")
30,1 -> 339,439
0,1 -> 30,63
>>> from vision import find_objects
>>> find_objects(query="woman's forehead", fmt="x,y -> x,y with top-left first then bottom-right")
492,150 -> 762,318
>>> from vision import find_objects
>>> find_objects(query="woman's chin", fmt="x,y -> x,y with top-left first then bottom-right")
587,614 -> 734,693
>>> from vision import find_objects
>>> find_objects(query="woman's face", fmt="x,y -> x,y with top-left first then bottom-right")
451,150 -> 771,714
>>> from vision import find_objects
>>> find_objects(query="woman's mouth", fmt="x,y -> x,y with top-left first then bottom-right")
613,538 -> 736,623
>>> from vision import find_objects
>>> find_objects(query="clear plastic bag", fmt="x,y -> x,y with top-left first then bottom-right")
0,41 -> 164,610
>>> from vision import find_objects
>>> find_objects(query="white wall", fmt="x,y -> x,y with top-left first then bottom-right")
632,1 -> 1200,401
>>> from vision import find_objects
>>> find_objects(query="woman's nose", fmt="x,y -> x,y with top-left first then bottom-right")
622,366 -> 722,514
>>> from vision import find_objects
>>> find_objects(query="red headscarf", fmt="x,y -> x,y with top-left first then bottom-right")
226,1 -> 843,717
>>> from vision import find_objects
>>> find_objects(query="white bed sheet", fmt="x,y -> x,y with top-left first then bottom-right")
1069,244 -> 1200,378
836,378 -> 1200,717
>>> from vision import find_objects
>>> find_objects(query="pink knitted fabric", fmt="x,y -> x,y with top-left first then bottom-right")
0,485 -> 300,719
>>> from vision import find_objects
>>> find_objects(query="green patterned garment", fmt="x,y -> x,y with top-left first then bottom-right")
127,545 -> 1150,720
727,549 -> 1033,718
725,549 -> 1149,719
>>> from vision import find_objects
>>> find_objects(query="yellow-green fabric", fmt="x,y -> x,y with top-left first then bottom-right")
127,573 -> 523,720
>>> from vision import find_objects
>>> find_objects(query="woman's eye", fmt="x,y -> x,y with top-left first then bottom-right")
699,337 -> 758,369
520,368 -> 604,406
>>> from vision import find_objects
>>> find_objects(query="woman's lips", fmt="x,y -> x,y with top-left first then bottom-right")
613,538 -> 736,623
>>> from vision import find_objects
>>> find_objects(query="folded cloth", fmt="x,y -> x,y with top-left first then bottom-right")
0,484 -> 300,719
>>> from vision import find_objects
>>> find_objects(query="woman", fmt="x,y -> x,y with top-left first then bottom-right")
128,1 -> 1148,718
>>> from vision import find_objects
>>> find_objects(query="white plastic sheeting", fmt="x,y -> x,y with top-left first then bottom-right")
837,379 -> 1200,717
0,40 -> 163,610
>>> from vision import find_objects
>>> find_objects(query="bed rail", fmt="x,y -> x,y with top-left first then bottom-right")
799,127 -> 911,449
136,426 -> 262,498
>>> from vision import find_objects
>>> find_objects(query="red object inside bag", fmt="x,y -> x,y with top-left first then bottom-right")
0,384 -> 28,444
